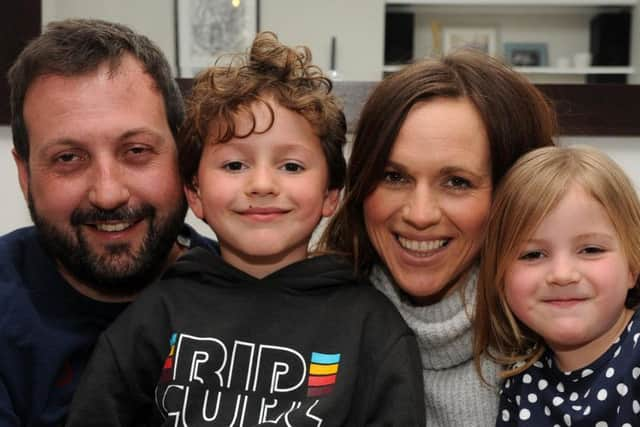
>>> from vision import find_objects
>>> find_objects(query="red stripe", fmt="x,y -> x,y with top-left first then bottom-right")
163,357 -> 173,369
308,374 -> 337,386
307,385 -> 334,397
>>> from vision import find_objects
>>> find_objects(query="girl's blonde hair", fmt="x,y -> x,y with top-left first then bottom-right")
474,145 -> 640,382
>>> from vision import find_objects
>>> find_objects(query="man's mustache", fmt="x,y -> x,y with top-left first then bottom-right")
70,205 -> 155,225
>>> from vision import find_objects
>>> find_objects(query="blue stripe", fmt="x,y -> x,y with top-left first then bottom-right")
311,352 -> 341,364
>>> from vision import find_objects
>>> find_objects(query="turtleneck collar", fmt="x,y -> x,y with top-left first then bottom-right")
370,264 -> 478,370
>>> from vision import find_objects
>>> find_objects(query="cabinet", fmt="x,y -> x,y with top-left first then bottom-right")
384,0 -> 637,83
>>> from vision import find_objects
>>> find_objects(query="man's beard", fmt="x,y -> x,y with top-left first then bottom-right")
28,192 -> 188,298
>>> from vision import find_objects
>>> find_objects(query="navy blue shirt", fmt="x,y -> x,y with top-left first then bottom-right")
497,309 -> 640,426
0,225 -> 215,426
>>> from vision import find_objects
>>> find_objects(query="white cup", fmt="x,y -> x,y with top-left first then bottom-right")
556,57 -> 570,68
573,52 -> 592,68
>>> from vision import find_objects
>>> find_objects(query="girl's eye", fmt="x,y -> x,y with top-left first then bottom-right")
445,176 -> 471,189
519,251 -> 544,261
281,162 -> 304,173
382,170 -> 407,184
581,246 -> 605,255
223,161 -> 246,171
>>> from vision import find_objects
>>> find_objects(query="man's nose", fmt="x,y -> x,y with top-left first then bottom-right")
87,160 -> 130,210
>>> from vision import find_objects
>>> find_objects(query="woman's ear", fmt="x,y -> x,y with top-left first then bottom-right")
184,178 -> 204,219
321,188 -> 340,218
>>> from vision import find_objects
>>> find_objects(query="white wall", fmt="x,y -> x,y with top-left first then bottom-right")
43,0 -> 386,81
42,0 -> 178,74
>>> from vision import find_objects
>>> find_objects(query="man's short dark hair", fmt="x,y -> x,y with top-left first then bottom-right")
8,18 -> 184,160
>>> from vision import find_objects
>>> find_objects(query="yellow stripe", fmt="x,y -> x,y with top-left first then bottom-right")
309,363 -> 339,375
169,346 -> 175,356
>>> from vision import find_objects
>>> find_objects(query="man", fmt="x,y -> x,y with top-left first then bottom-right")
0,19 -> 214,425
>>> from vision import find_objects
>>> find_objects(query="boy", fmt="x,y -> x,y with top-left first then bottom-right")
67,32 -> 424,426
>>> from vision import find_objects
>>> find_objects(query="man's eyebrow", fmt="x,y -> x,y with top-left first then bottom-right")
119,128 -> 165,141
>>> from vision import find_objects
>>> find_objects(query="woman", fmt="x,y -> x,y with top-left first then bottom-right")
320,50 -> 557,425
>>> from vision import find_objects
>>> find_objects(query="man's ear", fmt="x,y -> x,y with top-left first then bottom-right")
184,179 -> 204,219
12,149 -> 29,203
321,188 -> 340,218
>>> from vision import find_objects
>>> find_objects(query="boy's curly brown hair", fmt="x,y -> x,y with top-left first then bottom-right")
179,31 -> 346,191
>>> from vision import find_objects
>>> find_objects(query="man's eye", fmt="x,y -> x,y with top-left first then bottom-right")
281,162 -> 304,173
223,161 -> 246,171
128,146 -> 148,155
56,153 -> 78,163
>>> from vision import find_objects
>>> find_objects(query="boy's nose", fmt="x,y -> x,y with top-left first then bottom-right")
246,166 -> 279,197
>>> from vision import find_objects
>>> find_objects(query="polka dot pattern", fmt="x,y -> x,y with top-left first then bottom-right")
496,309 -> 640,425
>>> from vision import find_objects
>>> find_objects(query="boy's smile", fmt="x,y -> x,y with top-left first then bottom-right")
186,96 -> 339,279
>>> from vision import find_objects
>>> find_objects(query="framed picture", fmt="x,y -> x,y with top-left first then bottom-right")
176,0 -> 259,77
442,27 -> 497,56
504,42 -> 549,67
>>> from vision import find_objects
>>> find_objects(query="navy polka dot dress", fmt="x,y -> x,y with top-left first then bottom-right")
496,309 -> 640,426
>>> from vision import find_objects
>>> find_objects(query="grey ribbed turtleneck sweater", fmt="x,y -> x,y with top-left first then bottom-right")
371,265 -> 499,426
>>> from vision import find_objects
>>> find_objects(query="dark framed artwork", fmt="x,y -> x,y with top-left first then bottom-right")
176,0 -> 260,77
504,42 -> 549,67
1,1 -> 41,124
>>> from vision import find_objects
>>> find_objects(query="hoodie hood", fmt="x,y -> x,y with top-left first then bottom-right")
163,247 -> 358,294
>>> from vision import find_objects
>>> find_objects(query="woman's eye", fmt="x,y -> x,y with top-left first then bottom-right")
281,162 -> 304,173
382,170 -> 406,184
519,251 -> 544,261
445,176 -> 471,189
223,161 -> 246,171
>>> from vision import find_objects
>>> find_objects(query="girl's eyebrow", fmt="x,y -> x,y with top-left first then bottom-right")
574,233 -> 616,243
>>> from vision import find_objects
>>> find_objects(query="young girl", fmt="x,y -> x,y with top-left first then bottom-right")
474,146 -> 640,426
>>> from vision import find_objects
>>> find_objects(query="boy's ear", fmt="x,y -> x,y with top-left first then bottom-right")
12,149 -> 29,203
321,188 -> 340,218
184,179 -> 204,220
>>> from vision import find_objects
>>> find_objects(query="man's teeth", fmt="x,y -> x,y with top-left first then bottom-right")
95,222 -> 132,232
398,236 -> 447,252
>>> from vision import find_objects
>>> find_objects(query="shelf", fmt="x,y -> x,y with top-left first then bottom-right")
386,0 -> 636,5
514,66 -> 635,74
384,64 -> 634,74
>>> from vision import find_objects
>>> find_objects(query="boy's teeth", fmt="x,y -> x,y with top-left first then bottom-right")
398,236 -> 447,252
95,222 -> 131,232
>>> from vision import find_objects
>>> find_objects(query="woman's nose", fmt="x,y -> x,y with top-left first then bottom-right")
401,185 -> 442,229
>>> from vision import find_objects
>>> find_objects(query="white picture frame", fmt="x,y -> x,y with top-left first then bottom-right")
177,0 -> 258,77
442,27 -> 497,56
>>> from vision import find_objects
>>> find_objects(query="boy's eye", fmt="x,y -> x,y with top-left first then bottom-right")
445,176 -> 471,189
382,170 -> 407,184
223,161 -> 246,171
281,162 -> 304,173
519,251 -> 544,261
